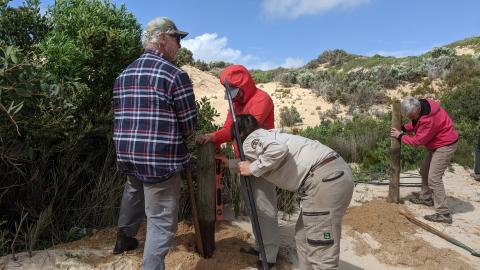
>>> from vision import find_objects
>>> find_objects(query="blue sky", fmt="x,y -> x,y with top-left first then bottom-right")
9,0 -> 480,70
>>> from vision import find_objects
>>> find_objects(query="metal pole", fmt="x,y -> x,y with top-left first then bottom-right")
224,79 -> 269,270
475,129 -> 480,175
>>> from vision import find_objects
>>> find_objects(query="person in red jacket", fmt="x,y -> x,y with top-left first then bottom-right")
196,65 -> 279,267
391,96 -> 458,224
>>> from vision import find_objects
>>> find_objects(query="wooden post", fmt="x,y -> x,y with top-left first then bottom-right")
196,142 -> 216,257
388,102 -> 401,203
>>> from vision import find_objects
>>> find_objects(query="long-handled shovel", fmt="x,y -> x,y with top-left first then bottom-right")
224,78 -> 269,270
399,209 -> 480,257
186,167 -> 205,257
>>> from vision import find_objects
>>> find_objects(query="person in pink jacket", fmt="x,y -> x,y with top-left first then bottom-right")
391,96 -> 458,224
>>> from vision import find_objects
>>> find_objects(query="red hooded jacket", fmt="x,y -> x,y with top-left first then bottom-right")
401,99 -> 458,150
212,65 -> 274,155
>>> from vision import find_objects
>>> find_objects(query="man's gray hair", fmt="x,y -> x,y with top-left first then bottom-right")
141,17 -> 165,48
401,96 -> 421,116
141,17 -> 187,49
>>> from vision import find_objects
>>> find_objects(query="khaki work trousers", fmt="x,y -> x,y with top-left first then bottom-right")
295,157 -> 354,270
419,142 -> 457,215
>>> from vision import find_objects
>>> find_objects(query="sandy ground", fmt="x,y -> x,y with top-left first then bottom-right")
2,164 -> 479,270
455,46 -> 476,56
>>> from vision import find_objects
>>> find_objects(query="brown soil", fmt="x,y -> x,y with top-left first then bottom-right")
343,199 -> 474,270
56,220 -> 291,270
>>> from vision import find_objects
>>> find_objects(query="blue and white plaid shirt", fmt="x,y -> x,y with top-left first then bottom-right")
113,49 -> 197,183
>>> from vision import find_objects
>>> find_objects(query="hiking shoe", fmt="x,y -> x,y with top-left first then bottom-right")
113,231 -> 138,254
470,173 -> 480,181
409,197 -> 434,207
256,260 -> 276,269
240,246 -> 259,256
424,213 -> 452,224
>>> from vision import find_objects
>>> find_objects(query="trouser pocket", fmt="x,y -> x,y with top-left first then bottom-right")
302,209 -> 334,246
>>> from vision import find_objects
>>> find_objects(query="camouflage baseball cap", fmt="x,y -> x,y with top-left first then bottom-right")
145,17 -> 188,39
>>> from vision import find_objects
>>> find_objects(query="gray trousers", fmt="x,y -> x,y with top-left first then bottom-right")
419,142 -> 457,215
241,176 -> 279,263
118,174 -> 181,270
296,158 -> 354,270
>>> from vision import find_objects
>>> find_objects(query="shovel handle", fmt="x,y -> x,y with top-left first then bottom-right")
186,168 -> 205,257
399,209 -> 480,257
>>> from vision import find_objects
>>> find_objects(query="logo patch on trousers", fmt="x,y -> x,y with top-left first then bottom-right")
323,232 -> 331,240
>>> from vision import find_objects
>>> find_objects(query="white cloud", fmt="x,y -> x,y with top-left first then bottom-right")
262,0 -> 371,19
281,57 -> 305,68
182,33 -> 304,70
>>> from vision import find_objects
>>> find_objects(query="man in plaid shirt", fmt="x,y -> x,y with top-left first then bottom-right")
112,17 -> 197,270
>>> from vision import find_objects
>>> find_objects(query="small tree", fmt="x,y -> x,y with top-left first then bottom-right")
0,0 -> 49,53
38,0 -> 142,118
174,47 -> 194,67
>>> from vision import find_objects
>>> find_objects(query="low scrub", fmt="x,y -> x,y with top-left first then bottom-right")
279,105 -> 302,127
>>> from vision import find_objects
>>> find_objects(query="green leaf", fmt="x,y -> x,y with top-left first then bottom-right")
14,87 -> 32,97
5,46 -> 12,56
11,53 -> 18,64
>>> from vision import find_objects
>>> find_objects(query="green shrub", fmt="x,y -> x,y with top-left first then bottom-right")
423,47 -> 456,79
347,80 -> 387,113
441,77 -> 480,122
276,71 -> 297,87
250,70 -> 275,84
279,105 -> 302,127
193,59 -> 209,71
174,47 -> 194,67
297,69 -> 317,88
316,49 -> 351,66
444,56 -> 480,87
38,0 -> 142,119
302,115 -> 425,173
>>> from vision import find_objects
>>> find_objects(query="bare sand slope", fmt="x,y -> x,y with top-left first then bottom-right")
182,65 -> 348,128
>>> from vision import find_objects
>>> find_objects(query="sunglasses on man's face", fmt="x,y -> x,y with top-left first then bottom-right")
168,34 -> 181,45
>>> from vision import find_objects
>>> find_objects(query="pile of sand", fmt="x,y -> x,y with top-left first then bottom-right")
343,200 -> 474,270
15,220 -> 291,270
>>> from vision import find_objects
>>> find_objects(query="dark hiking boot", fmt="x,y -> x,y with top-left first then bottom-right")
240,246 -> 259,256
424,213 -> 452,224
256,260 -> 276,269
113,231 -> 138,254
409,197 -> 434,207
470,173 -> 480,181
